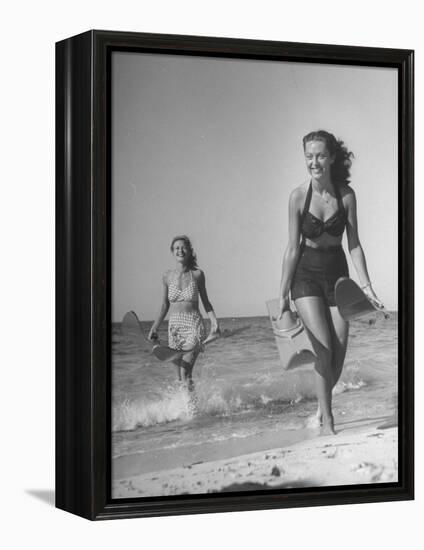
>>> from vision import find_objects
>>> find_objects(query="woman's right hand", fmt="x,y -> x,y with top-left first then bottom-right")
277,296 -> 290,320
148,326 -> 159,342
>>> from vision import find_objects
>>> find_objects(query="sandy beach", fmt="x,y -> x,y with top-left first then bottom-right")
112,314 -> 398,499
112,418 -> 397,498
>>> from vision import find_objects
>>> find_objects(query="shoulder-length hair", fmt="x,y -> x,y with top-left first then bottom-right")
170,235 -> 198,269
303,130 -> 354,186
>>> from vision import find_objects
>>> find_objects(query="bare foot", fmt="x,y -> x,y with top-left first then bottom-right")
305,413 -> 322,428
305,406 -> 322,428
320,416 -> 336,436
320,425 -> 337,436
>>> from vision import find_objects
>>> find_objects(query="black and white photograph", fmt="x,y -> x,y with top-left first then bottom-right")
111,52 -> 399,498
4,0 -> 422,543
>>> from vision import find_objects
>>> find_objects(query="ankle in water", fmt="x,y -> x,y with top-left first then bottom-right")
320,415 -> 336,436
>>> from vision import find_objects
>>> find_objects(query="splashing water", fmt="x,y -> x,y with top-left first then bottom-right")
111,315 -> 397,462
113,384 -> 196,431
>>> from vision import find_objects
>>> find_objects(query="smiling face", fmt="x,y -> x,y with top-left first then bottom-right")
172,239 -> 191,265
304,140 -> 334,183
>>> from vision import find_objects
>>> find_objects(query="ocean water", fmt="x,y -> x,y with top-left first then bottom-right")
111,313 -> 397,479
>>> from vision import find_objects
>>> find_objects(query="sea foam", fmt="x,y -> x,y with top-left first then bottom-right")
112,385 -> 195,432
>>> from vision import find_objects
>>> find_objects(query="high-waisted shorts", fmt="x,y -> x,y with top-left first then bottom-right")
291,245 -> 349,307
168,311 -> 206,351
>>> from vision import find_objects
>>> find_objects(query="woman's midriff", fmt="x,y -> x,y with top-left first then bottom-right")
304,236 -> 343,250
169,302 -> 199,314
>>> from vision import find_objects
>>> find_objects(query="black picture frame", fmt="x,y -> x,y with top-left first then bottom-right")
56,30 -> 414,521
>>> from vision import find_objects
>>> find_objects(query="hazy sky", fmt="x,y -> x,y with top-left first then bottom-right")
112,52 -> 398,321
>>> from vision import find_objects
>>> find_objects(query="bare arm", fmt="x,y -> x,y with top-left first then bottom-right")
345,189 -> 384,307
197,270 -> 220,333
278,188 -> 303,317
148,273 -> 170,340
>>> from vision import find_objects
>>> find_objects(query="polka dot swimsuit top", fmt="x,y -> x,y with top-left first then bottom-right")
168,270 -> 199,303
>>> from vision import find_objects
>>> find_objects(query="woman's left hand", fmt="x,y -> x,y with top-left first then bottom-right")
204,325 -> 221,345
148,326 -> 159,341
363,284 -> 385,310
211,325 -> 221,337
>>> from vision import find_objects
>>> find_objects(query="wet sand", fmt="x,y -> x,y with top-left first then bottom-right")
112,417 -> 398,498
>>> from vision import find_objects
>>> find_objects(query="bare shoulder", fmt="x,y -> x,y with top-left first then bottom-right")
192,268 -> 205,282
290,182 -> 309,208
162,269 -> 173,284
339,184 -> 356,206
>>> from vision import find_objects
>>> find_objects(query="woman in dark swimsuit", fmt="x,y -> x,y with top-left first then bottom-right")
278,130 -> 383,435
148,235 -> 220,390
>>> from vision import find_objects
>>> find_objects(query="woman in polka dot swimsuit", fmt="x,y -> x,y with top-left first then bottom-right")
148,235 -> 220,390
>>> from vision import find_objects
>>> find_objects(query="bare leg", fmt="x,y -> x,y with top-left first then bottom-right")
171,356 -> 183,381
295,297 -> 335,435
313,306 -> 349,423
180,348 -> 200,392
170,345 -> 201,390
328,306 -> 349,388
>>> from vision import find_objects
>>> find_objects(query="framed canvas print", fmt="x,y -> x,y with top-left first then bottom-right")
56,30 -> 414,520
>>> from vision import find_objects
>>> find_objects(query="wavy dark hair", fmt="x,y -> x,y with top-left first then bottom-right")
170,235 -> 198,269
302,130 -> 354,186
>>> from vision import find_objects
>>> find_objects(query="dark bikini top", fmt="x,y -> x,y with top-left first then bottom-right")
300,182 -> 346,240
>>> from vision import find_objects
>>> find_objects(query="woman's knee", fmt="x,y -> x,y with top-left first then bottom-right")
182,351 -> 195,365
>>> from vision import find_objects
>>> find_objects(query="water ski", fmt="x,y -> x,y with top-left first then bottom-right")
121,311 -> 152,349
266,299 -> 316,370
121,311 -> 220,363
153,329 -> 220,361
121,310 -> 181,361
335,277 -> 384,322
151,345 -> 185,362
